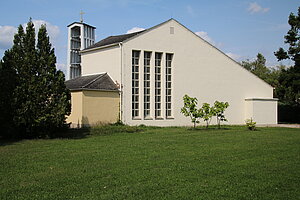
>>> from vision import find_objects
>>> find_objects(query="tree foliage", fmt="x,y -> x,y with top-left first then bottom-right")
181,95 -> 229,129
274,7 -> 300,106
200,103 -> 213,129
240,52 -> 296,104
0,19 -> 71,139
241,53 -> 277,86
0,51 -> 16,137
181,95 -> 202,128
213,101 -> 229,129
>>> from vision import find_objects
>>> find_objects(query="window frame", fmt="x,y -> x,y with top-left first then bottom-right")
165,53 -> 173,118
132,50 -> 140,119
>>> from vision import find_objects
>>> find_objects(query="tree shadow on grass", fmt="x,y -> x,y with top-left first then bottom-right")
52,127 -> 91,139
0,139 -> 22,147
186,126 -> 231,132
0,127 -> 91,146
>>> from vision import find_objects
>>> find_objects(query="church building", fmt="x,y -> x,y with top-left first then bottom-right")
65,19 -> 278,127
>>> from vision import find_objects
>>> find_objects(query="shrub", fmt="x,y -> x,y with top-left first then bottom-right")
113,120 -> 125,126
245,118 -> 256,131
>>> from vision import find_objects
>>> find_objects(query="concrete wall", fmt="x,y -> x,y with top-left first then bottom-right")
245,98 -> 278,124
66,91 -> 83,127
67,90 -> 120,127
121,19 -> 276,126
81,45 -> 121,82
82,90 -> 120,125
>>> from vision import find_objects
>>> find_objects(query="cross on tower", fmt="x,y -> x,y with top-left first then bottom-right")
80,10 -> 85,23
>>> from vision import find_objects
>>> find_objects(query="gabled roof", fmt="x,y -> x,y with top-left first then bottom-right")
67,22 -> 96,29
84,30 -> 145,50
65,73 -> 119,91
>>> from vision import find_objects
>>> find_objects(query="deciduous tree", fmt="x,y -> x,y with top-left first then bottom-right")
213,101 -> 229,129
241,53 -> 272,84
274,7 -> 300,106
181,95 -> 202,128
200,103 -> 213,129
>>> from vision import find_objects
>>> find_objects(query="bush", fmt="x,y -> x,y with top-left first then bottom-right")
245,118 -> 256,131
278,104 -> 300,123
113,120 -> 125,126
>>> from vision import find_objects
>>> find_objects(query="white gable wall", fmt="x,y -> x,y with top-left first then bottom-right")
81,45 -> 121,82
121,19 -> 275,126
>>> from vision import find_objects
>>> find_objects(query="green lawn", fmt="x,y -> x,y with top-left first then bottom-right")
0,126 -> 300,200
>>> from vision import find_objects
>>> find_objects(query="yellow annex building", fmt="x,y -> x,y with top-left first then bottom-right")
66,19 -> 277,127
65,73 -> 119,127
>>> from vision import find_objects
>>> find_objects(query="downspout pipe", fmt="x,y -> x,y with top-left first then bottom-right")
119,42 -> 124,123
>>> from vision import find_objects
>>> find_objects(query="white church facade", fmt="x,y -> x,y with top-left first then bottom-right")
66,19 -> 277,127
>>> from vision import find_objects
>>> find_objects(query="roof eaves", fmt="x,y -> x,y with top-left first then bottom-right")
245,98 -> 279,101
82,88 -> 120,92
80,43 -> 120,54
82,73 -> 106,89
67,22 -> 96,29
69,88 -> 119,92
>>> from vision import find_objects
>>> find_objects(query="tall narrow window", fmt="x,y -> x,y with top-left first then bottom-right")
166,53 -> 173,118
144,51 -> 151,118
132,50 -> 140,118
155,53 -> 162,118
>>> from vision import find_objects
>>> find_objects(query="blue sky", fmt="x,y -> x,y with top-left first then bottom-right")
0,0 -> 298,74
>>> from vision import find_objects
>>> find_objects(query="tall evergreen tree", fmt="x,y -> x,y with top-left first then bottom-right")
36,24 -> 71,135
241,53 -> 272,84
0,19 -> 71,138
12,19 -> 40,137
0,51 -> 16,138
274,7 -> 300,105
0,25 -> 26,138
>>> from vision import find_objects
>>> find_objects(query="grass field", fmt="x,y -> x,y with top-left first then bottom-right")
0,126 -> 299,200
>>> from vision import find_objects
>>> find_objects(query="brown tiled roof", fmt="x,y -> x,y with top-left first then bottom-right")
65,73 -> 119,91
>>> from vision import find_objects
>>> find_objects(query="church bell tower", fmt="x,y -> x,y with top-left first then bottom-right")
67,12 -> 96,80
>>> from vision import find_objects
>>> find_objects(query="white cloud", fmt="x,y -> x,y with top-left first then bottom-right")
196,32 -> 239,60
0,26 -> 17,50
56,63 -> 67,74
126,27 -> 145,34
0,20 -> 60,51
34,20 -> 60,40
186,5 -> 196,16
195,31 -> 223,48
248,2 -> 270,14
195,31 -> 215,45
226,52 -> 241,61
24,20 -> 60,42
